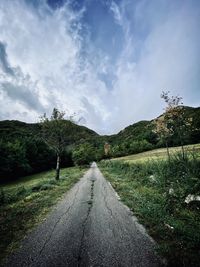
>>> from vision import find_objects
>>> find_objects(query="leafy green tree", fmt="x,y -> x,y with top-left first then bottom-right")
0,140 -> 31,179
111,144 -> 121,157
40,108 -> 71,180
72,143 -> 97,166
129,140 -> 153,154
24,137 -> 55,173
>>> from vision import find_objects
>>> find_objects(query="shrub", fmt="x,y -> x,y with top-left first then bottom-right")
31,184 -> 43,192
0,188 -> 5,205
40,183 -> 55,191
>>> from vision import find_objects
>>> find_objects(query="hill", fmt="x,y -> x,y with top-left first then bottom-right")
0,120 -> 98,180
100,106 -> 200,157
114,106 -> 200,143
0,106 -> 200,180
0,120 -> 98,142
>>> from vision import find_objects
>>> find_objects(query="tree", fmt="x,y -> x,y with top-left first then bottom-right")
40,108 -> 70,180
72,143 -> 97,166
156,91 -> 192,160
155,115 -> 172,160
0,139 -> 31,180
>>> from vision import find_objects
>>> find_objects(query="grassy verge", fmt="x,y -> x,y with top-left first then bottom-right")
99,154 -> 200,267
0,166 -> 86,264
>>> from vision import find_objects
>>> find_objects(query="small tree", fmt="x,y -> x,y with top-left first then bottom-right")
40,108 -> 70,180
156,91 -> 192,160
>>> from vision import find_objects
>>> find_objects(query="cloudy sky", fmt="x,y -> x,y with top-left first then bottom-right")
0,0 -> 199,134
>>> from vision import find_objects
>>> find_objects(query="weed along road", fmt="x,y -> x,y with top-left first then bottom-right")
4,163 -> 162,267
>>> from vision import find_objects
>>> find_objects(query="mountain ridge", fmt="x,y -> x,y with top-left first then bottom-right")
1,105 -> 200,138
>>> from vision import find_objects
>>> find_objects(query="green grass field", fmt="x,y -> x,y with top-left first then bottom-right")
112,143 -> 200,163
100,144 -> 200,267
0,166 -> 86,264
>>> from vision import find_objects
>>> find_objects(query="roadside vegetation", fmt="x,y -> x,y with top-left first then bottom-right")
113,143 -> 200,163
99,93 -> 200,266
0,166 -> 86,264
99,150 -> 200,267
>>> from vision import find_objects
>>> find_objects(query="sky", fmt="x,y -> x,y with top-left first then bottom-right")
0,0 -> 199,134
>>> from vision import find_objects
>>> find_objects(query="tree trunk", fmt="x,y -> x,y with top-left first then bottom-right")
179,133 -> 185,160
181,142 -> 185,160
166,141 -> 170,161
55,154 -> 60,180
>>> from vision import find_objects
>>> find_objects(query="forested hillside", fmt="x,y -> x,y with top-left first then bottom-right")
0,106 -> 200,181
105,106 -> 200,157
0,120 -> 98,180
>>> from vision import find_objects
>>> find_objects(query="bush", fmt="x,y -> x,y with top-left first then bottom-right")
31,184 -> 42,192
40,183 -> 55,191
0,186 -> 31,205
129,140 -> 153,154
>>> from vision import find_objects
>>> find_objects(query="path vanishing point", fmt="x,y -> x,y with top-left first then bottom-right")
4,163 -> 163,267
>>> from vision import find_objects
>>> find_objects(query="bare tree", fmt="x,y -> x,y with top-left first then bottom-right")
40,108 -> 70,180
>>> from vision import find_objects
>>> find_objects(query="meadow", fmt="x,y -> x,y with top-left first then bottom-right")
112,143 -> 200,163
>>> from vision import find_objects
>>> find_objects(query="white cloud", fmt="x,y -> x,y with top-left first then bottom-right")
0,0 -> 111,132
0,0 -> 199,134
110,1 -> 123,26
107,0 -> 200,132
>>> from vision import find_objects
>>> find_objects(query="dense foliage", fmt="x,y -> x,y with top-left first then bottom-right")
40,108 -> 75,180
72,143 -> 104,165
0,120 -> 97,181
0,138 -> 55,178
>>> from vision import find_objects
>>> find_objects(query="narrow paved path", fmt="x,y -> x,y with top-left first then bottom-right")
4,163 -> 162,267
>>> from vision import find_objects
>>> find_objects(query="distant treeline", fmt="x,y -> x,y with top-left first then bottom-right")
0,137 -> 73,181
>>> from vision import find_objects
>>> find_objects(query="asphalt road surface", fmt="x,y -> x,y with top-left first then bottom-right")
4,163 -> 163,267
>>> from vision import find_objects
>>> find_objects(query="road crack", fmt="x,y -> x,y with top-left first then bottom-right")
77,178 -> 95,266
27,184 -> 81,266
40,184 -> 81,254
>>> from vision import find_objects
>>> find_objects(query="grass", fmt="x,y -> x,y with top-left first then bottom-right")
0,166 -> 86,264
112,143 -> 200,163
99,151 -> 200,267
